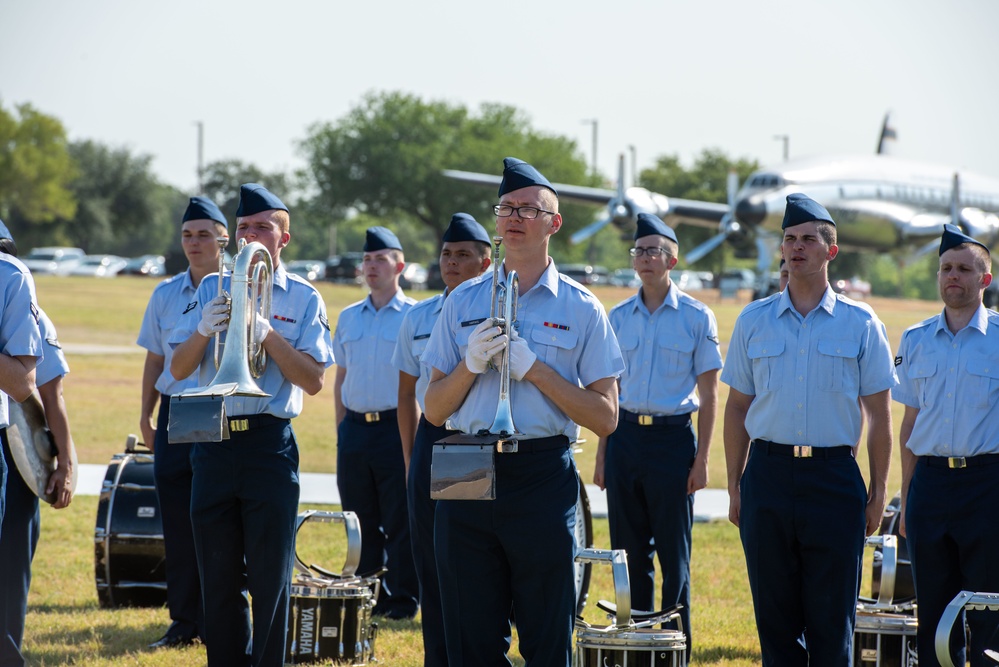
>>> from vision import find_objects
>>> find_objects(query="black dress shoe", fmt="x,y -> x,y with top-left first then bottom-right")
148,634 -> 197,649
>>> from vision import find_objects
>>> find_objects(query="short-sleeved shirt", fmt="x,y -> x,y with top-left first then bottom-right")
391,292 -> 445,414
893,304 -> 999,457
0,255 -> 43,428
36,308 -> 70,387
169,265 -> 335,418
333,289 -> 416,413
423,261 -> 625,440
136,269 -> 202,395
720,285 -> 896,447
609,283 -> 722,415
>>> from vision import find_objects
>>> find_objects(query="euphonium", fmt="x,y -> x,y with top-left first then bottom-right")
192,238 -> 273,399
487,236 -> 520,437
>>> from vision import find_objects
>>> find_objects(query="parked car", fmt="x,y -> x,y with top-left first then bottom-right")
674,270 -> 704,291
120,254 -> 166,277
22,247 -> 85,275
832,277 -> 872,299
561,264 -> 610,286
66,254 -> 128,278
326,252 -> 363,283
426,262 -> 445,291
400,262 -> 429,291
286,259 -> 325,282
609,268 -> 640,288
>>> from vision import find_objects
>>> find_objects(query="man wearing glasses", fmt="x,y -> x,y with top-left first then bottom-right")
423,157 -> 623,666
593,213 -> 721,658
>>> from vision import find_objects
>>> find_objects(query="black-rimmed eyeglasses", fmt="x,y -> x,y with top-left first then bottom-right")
629,247 -> 670,257
493,205 -> 555,219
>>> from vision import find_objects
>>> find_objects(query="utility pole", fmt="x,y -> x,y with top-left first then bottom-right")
581,119 -> 598,179
195,121 -> 205,194
773,134 -> 789,162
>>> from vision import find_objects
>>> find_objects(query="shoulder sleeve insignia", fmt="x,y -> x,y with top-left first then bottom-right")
707,335 -> 719,344
183,301 -> 198,314
320,314 -> 330,331
45,337 -> 62,349
30,302 -> 39,324
894,355 -> 902,367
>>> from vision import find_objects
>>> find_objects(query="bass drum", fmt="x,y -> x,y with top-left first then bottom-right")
872,492 -> 915,606
94,451 -> 167,608
574,472 -> 594,616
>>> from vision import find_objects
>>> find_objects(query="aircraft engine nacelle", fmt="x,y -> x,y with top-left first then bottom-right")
958,208 -> 999,249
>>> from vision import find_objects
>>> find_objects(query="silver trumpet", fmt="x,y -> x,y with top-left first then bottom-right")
487,235 -> 520,438
168,239 -> 274,443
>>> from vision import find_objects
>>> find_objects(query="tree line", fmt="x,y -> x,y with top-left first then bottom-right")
0,93 -> 938,297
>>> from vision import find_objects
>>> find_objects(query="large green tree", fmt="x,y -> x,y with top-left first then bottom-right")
298,91 -> 594,262
0,101 -> 76,229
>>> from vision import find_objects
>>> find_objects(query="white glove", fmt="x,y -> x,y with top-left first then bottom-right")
197,295 -> 230,337
465,319 -> 507,374
254,312 -> 272,343
508,328 -> 537,381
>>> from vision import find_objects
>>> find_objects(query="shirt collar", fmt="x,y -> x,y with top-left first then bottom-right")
362,288 -> 406,312
632,281 -> 679,315
933,302 -> 990,337
500,258 -> 560,297
776,284 -> 838,319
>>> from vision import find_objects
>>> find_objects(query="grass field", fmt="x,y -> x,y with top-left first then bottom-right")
22,275 -> 942,665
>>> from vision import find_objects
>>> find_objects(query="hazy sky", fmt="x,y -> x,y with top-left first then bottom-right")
2,0 -> 996,194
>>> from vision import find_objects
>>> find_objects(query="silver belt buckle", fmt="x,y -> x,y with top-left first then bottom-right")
364,412 -> 380,423
638,414 -> 653,426
948,456 -> 967,469
793,445 -> 813,458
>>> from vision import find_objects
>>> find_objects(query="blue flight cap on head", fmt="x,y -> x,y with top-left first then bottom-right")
0,218 -> 11,242
442,213 -> 490,246
183,196 -> 227,229
634,212 -> 678,244
939,223 -> 989,256
364,226 -> 403,252
498,157 -> 558,198
782,193 -> 835,229
235,183 -> 289,217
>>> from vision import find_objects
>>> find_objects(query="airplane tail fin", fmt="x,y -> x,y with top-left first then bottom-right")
876,111 -> 897,155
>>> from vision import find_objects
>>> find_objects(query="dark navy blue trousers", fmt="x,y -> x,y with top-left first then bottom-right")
435,443 -> 577,667
153,395 -> 202,641
408,416 -> 453,667
190,419 -> 298,667
337,415 -> 419,618
0,429 -> 39,666
605,418 -> 694,652
739,442 -> 867,667
906,457 -> 999,667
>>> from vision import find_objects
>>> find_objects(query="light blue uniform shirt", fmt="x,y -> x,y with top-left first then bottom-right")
609,283 -> 722,415
136,269 -> 201,395
391,292 -> 445,414
423,261 -> 625,441
720,285 -> 896,447
333,289 -> 416,413
169,265 -> 335,419
36,308 -> 70,387
0,255 -> 43,428
893,304 -> 999,457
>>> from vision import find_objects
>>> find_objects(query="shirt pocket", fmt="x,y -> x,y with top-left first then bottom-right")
966,360 -> 999,409
658,331 -> 696,376
337,327 -> 364,365
617,330 -> 640,372
747,339 -> 784,393
907,357 -> 937,409
531,327 -> 578,370
817,338 -> 861,393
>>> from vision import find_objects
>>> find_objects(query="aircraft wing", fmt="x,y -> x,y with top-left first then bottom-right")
442,169 -> 620,205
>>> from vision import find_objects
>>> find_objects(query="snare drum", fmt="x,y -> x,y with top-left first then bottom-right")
93,452 -> 167,608
286,581 -> 376,665
575,627 -> 687,667
854,609 -> 918,667
872,493 -> 916,605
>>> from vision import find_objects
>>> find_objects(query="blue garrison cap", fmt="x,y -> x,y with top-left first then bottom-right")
442,213 -> 490,246
364,226 -> 403,252
183,196 -> 227,228
235,183 -> 288,217
634,212 -> 678,244
782,193 -> 835,229
940,223 -> 989,256
498,157 -> 558,198
0,218 -> 11,241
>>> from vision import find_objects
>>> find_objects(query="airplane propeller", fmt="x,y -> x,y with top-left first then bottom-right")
569,154 -> 634,245
685,171 -> 741,264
